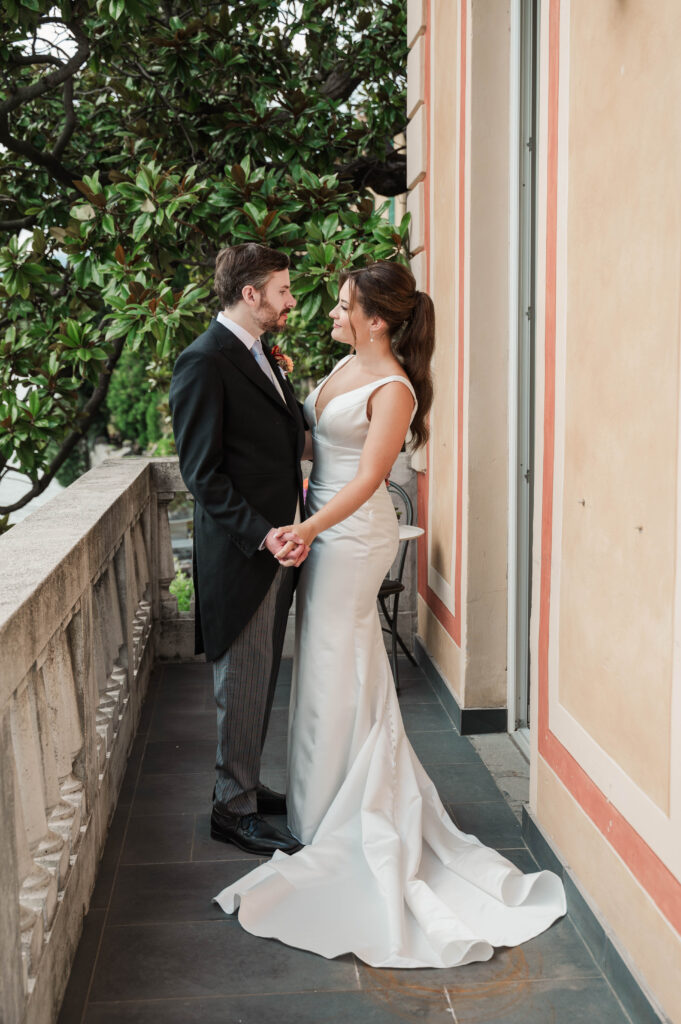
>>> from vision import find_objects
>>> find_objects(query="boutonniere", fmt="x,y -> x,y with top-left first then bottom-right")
270,345 -> 294,375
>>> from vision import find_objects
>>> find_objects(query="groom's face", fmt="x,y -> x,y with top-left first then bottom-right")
253,269 -> 296,333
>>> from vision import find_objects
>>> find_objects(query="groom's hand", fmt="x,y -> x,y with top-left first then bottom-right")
272,527 -> 311,567
264,528 -> 309,566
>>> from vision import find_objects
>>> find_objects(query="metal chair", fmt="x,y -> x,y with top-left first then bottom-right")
378,480 -> 419,689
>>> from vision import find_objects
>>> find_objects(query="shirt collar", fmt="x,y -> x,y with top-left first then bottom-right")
216,312 -> 260,351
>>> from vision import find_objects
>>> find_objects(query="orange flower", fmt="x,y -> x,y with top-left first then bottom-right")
270,345 -> 294,375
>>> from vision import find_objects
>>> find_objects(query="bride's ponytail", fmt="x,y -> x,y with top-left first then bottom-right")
392,290 -> 434,448
339,261 -> 435,448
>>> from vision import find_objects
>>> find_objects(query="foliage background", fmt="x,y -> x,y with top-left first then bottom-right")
0,0 -> 410,516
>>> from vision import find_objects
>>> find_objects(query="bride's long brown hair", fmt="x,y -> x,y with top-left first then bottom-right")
339,260 -> 435,448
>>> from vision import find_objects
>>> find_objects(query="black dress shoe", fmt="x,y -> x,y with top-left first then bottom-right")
210,807 -> 300,855
256,783 -> 287,815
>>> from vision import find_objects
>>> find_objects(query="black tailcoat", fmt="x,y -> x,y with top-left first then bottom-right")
169,319 -> 306,661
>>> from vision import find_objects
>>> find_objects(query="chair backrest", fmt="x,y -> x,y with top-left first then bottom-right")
387,480 -> 413,526
386,480 -> 414,581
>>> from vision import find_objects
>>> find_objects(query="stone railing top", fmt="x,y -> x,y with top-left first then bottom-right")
0,457 -> 185,707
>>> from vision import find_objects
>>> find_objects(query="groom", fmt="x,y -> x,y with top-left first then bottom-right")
169,243 -> 308,856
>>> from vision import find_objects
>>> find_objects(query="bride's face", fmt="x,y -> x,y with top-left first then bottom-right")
330,281 -> 369,348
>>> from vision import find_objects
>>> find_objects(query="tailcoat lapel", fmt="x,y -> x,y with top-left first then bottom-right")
211,319 -> 290,414
262,342 -> 300,421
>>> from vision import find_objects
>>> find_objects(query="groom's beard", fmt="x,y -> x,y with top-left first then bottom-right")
254,297 -> 291,334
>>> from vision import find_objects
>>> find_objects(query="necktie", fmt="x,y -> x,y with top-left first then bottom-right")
251,338 -> 284,400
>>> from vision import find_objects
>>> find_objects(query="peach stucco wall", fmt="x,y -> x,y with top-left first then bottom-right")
411,0 -> 681,1016
412,0 -> 511,710
531,1 -> 681,1019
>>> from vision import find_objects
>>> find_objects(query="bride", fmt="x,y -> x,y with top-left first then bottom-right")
214,260 -> 565,968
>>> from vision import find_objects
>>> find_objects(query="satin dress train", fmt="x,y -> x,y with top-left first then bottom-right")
215,357 -> 566,968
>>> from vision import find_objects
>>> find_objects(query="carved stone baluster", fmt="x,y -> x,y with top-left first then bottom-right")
156,491 -> 177,622
133,516 -> 150,602
31,655 -> 81,860
119,526 -> 141,721
103,556 -> 129,728
11,757 -> 46,988
0,712 -> 25,1016
40,631 -> 86,838
67,596 -> 100,817
91,580 -> 116,757
105,555 -> 125,665
10,680 -> 64,944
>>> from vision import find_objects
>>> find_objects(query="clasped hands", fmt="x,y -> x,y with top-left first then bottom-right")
264,521 -> 317,567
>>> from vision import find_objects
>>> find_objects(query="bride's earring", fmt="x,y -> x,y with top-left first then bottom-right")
370,333 -> 375,344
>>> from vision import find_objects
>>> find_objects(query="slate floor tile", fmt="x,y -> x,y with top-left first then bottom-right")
131,772 -> 214,817
57,908 -> 106,1024
498,847 -> 541,874
394,676 -> 438,704
135,692 -> 156,737
89,921 -> 357,1002
443,977 -> 630,1024
160,662 -> 211,684
116,735 -> 146,808
64,658 -> 644,1024
408,730 -> 482,766
272,684 -> 292,709
261,708 -> 288,769
108,861 -> 252,925
153,685 -> 211,714
427,763 -> 506,804
141,740 -> 215,775
401,703 -> 456,733
147,708 -> 217,742
90,802 -> 130,909
84,988 -> 452,1024
277,658 -> 294,685
447,800 -> 524,849
120,813 -> 195,865
356,918 -> 596,996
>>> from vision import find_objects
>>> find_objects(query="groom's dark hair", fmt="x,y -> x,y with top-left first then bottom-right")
215,243 -> 289,308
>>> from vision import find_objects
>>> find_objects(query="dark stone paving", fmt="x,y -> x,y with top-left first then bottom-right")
58,659 -> 634,1024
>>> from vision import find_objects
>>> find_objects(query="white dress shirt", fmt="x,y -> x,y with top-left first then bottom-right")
216,312 -> 285,401
216,312 -> 300,545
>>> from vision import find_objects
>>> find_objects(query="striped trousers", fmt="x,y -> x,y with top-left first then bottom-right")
212,565 -> 294,814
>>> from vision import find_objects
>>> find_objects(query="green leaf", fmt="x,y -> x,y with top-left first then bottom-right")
321,213 -> 339,239
132,214 -> 152,241
31,229 -> 46,255
71,203 -> 96,222
101,213 -> 115,235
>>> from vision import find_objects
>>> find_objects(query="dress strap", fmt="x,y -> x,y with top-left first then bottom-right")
366,375 -> 418,424
367,375 -> 417,402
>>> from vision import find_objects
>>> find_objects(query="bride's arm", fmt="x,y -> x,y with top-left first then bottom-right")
276,381 -> 414,558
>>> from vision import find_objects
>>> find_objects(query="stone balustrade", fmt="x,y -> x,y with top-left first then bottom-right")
0,453 -> 421,1024
0,458 -> 193,1024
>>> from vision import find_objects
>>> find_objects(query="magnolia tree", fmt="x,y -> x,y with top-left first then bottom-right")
0,0 -> 409,518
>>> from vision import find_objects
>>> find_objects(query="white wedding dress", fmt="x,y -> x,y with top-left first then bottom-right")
214,357 -> 566,968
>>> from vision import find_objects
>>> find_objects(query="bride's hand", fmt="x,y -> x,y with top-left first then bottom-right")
274,521 -> 317,566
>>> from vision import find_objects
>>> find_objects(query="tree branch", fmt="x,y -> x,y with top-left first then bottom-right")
52,77 -> 76,160
0,113 -> 79,188
8,53 -> 63,67
0,22 -> 89,117
0,213 -> 37,230
320,65 -> 364,102
339,150 -> 407,197
0,332 -> 126,515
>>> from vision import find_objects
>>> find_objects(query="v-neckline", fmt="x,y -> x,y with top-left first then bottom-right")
313,356 -> 408,427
